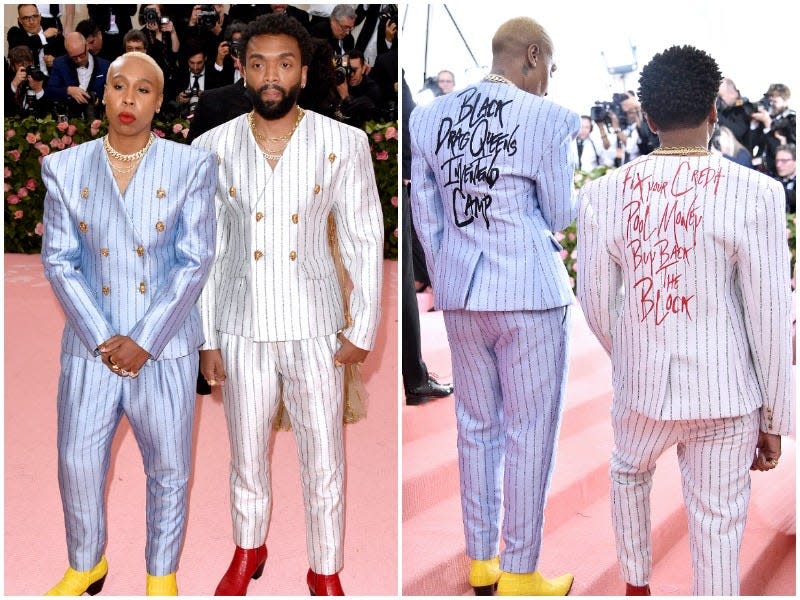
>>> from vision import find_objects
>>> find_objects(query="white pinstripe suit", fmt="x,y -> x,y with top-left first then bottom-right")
409,80 -> 580,573
192,111 -> 383,574
577,153 -> 793,594
41,138 -> 217,575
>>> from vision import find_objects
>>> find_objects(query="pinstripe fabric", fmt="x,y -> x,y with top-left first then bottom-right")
191,110 -> 383,573
192,111 -> 383,351
444,308 -> 570,573
610,407 -> 759,594
40,138 -> 217,576
577,154 -> 793,434
57,353 -> 198,575
219,332 -> 345,574
409,80 -> 580,311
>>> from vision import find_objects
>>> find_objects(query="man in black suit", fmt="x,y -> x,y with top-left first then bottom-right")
171,42 -> 225,119
44,32 -> 109,119
310,4 -> 356,58
86,5 -> 136,62
7,4 -> 65,77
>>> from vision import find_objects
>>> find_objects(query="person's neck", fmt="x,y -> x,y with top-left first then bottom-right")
489,61 -> 522,89
107,129 -> 153,155
656,121 -> 711,150
252,105 -> 301,138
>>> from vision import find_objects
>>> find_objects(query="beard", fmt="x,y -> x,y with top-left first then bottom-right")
245,81 -> 302,120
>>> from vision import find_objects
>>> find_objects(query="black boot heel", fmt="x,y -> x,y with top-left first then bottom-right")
87,574 -> 107,596
473,582 -> 497,595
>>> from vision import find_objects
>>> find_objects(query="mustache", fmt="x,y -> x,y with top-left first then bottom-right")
257,83 -> 286,95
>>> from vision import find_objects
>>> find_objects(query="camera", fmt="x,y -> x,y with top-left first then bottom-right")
590,92 -> 629,129
380,4 -> 398,23
333,55 -> 351,86
83,91 -> 101,121
196,4 -> 219,29
230,39 -> 242,60
160,16 -> 170,25
25,64 -> 46,82
143,7 -> 159,24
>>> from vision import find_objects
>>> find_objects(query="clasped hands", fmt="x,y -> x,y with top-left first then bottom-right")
750,431 -> 781,472
99,335 -> 150,378
199,332 -> 369,388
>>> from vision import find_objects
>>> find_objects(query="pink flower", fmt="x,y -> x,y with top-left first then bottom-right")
372,131 -> 384,142
61,135 -> 73,146
4,183 -> 10,193
559,249 -> 568,260
67,124 -> 77,136
172,123 -> 184,133
567,232 -> 576,241
57,121 -> 69,132
90,120 -> 101,136
38,156 -> 44,165
375,150 -> 389,161
50,138 -> 61,148
570,250 -> 578,260
25,178 -> 36,191
17,188 -> 28,198
181,128 -> 189,139
36,142 -> 50,155
14,210 -> 24,220
6,129 -> 16,139
554,231 -> 565,242
35,222 -> 44,236
4,167 -> 11,179
8,149 -> 21,161
26,132 -> 38,144
385,127 -> 398,140
7,195 -> 20,205
390,196 -> 398,207
153,128 -> 165,138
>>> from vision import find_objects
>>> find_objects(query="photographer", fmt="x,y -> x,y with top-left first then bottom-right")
7,4 -> 66,77
170,41 -> 224,120
336,49 -> 382,128
210,21 -> 247,86
751,83 -> 797,176
311,4 -> 357,57
185,4 -> 230,64
75,19 -> 103,57
614,92 -> 659,161
355,4 -> 398,66
138,5 -> 180,98
717,77 -> 758,152
44,32 -> 108,120
5,45 -> 49,117
86,5 -> 136,62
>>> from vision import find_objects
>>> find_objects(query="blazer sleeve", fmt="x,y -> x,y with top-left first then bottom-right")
576,183 -> 623,356
409,108 -> 444,280
537,109 -> 580,232
331,129 -> 384,351
44,59 -> 71,101
41,156 -> 115,353
127,152 -> 217,358
737,179 -> 793,435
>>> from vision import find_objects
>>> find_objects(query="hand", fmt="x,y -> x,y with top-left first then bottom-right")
385,20 -> 397,43
160,19 -> 174,33
28,77 -> 44,93
189,5 -> 201,26
750,431 -> 781,471
67,86 -> 91,104
750,109 -> 771,128
44,54 -> 55,68
216,41 -> 229,65
178,91 -> 190,104
99,335 -> 150,375
336,81 -> 349,100
12,67 -> 28,88
200,349 -> 227,386
333,333 -> 369,367
43,26 -> 59,38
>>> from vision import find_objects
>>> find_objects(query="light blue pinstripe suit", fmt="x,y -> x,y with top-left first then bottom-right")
41,137 -> 217,575
410,80 -> 580,573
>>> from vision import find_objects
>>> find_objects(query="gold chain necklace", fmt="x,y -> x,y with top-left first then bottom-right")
483,73 -> 516,87
650,145 -> 711,156
103,133 -> 155,161
248,108 -> 305,149
108,161 -> 139,174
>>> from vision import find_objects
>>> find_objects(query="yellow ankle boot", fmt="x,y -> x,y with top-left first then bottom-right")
469,557 -> 501,595
45,556 -> 108,596
497,570 -> 574,596
146,573 -> 178,596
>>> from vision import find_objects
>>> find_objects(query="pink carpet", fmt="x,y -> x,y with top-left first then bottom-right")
403,291 -> 796,596
4,254 -> 398,596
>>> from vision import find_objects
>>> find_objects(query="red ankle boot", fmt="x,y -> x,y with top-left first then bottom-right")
307,569 -> 344,596
625,583 -> 651,596
214,545 -> 267,596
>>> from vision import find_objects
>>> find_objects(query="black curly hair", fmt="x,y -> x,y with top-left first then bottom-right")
239,13 -> 313,66
637,45 -> 721,132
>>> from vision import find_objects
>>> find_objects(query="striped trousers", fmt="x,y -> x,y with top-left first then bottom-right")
56,352 -> 197,575
610,406 -> 759,595
219,332 -> 345,575
443,307 -> 570,573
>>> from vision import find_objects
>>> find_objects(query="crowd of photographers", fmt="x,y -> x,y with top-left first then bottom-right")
5,3 -> 399,131
577,84 -> 796,212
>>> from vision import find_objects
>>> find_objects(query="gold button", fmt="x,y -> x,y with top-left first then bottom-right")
139,282 -> 147,294
291,213 -> 299,224
155,221 -> 165,232
79,221 -> 88,233
81,187 -> 89,199
289,251 -> 297,261
102,285 -> 110,296
229,186 -> 237,197
328,153 -> 336,163
313,184 -> 321,195
100,248 -> 109,257
216,154 -> 222,165
254,250 -> 263,261
256,212 -> 264,222
156,188 -> 166,199
136,246 -> 145,257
